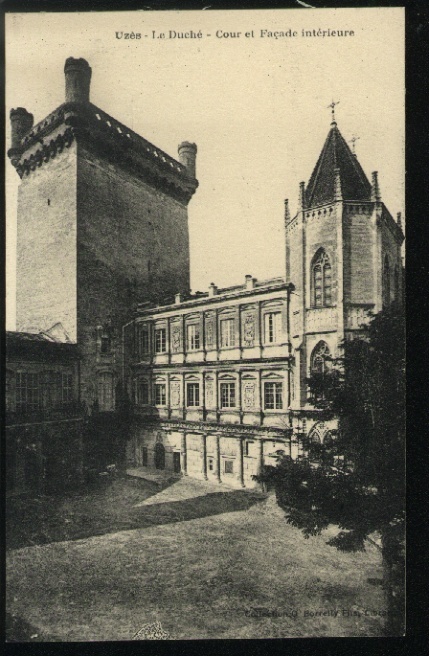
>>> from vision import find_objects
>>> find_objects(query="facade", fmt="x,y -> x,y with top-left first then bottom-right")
5,331 -> 83,494
124,116 -> 404,488
124,277 -> 296,488
8,58 -> 404,490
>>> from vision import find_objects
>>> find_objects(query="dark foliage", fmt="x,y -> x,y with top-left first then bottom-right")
257,304 -> 405,635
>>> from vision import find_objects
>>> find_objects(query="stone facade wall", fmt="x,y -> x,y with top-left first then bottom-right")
76,145 -> 191,406
16,144 -> 78,339
343,205 -> 375,305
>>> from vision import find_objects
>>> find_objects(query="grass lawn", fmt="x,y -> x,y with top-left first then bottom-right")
6,475 -> 386,640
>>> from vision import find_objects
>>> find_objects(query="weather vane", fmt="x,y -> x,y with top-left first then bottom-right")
350,135 -> 360,154
327,100 -> 340,123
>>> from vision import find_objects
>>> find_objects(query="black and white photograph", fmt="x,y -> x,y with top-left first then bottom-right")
5,7 -> 405,640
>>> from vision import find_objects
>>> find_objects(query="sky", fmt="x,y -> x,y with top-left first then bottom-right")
5,8 -> 405,329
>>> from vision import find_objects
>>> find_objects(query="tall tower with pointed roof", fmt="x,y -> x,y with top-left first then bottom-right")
8,57 -> 198,409
285,115 -> 404,408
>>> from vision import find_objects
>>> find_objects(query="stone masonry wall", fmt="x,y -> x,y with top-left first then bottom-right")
16,145 -> 78,339
76,145 -> 191,405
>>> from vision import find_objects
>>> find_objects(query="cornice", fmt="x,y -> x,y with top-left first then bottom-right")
140,418 -> 292,437
8,102 -> 198,204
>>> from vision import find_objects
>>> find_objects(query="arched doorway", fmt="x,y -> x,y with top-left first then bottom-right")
154,442 -> 165,470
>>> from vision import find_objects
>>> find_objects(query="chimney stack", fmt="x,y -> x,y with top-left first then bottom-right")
64,57 -> 92,104
245,274 -> 256,290
9,107 -> 34,149
175,293 -> 182,305
208,282 -> 218,297
178,141 -> 197,178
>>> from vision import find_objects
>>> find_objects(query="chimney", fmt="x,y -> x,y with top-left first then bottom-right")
208,282 -> 218,297
298,181 -> 306,211
334,168 -> 343,201
9,107 -> 34,149
178,141 -> 197,178
245,274 -> 256,290
371,171 -> 381,202
64,57 -> 92,104
175,292 -> 182,305
284,199 -> 291,224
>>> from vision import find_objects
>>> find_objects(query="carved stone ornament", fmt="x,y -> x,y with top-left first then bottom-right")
243,314 -> 255,347
172,326 -> 181,352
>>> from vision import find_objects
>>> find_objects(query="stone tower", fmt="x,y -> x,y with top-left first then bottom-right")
8,57 -> 198,410
285,116 -> 404,408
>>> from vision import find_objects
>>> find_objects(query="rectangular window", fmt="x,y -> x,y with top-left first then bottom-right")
224,459 -> 234,474
264,312 -> 282,344
155,383 -> 166,406
187,382 -> 200,407
62,373 -> 73,404
137,378 -> 149,405
220,318 -> 235,347
220,382 -> 236,408
138,327 -> 149,357
264,382 -> 283,410
16,372 -> 41,412
208,457 -> 214,472
155,328 -> 166,353
187,324 -> 200,351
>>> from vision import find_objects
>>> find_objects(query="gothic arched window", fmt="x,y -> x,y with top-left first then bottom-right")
311,341 -> 331,376
310,341 -> 332,403
383,255 -> 391,308
312,249 -> 332,308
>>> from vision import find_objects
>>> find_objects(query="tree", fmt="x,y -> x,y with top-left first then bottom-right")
257,304 -> 405,635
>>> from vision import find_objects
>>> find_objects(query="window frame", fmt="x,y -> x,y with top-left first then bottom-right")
224,459 -> 234,474
311,249 -> 333,308
220,381 -> 236,408
186,323 -> 200,351
16,372 -> 42,413
264,311 -> 282,344
186,382 -> 200,407
154,382 -> 167,406
264,381 -> 284,410
220,318 -> 235,348
154,327 -> 167,354
138,326 -> 150,358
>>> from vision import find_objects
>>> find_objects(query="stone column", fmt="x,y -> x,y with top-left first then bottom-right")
237,436 -> 245,487
201,433 -> 208,480
215,435 -> 221,483
181,432 -> 188,475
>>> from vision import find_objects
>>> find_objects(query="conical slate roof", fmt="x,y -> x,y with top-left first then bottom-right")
305,122 -> 372,208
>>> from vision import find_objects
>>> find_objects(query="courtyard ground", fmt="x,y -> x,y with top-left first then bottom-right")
6,474 -> 386,640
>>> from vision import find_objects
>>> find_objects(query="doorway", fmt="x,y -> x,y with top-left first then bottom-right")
173,451 -> 181,474
154,442 -> 165,470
